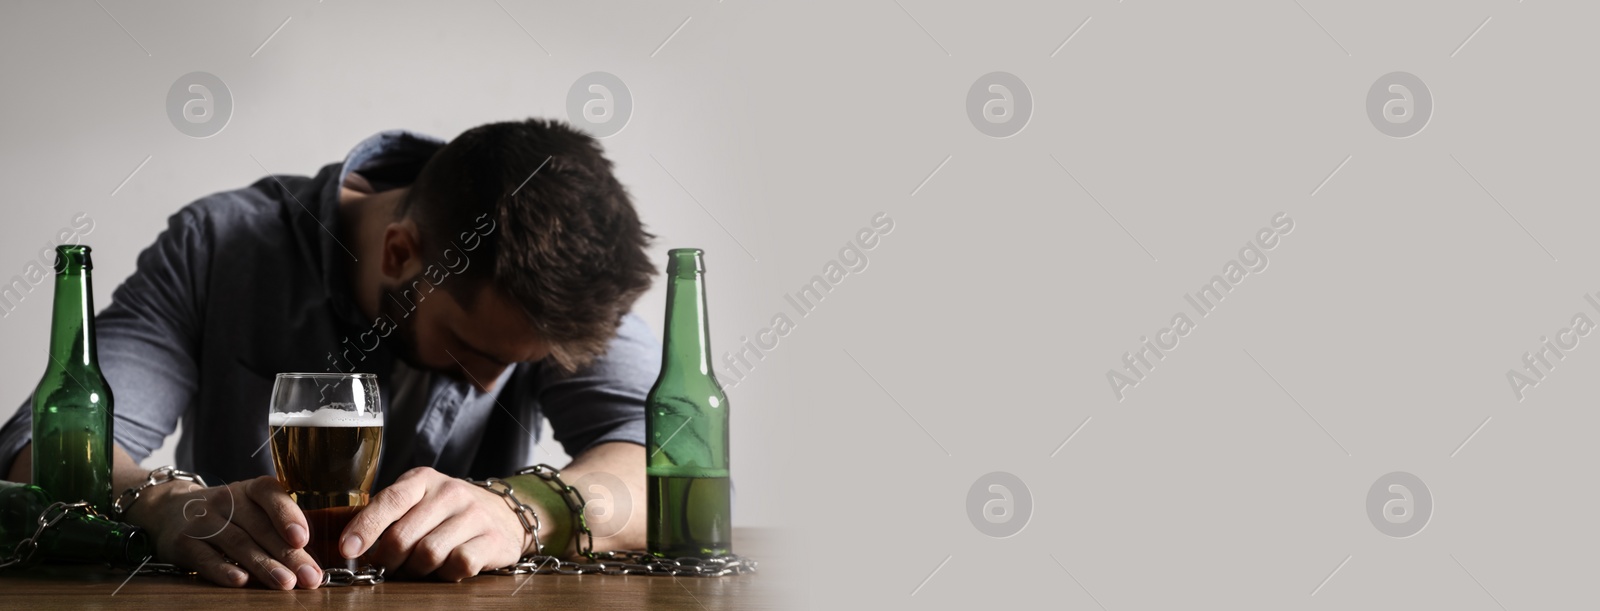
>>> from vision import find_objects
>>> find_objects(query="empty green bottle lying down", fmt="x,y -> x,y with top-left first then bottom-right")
0,480 -> 152,567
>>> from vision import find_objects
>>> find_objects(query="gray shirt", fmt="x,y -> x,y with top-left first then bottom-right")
0,130 -> 658,487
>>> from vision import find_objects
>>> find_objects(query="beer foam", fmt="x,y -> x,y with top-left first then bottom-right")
269,407 -> 382,427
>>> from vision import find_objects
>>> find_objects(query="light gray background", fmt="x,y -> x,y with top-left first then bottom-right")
1,0 -> 1594,609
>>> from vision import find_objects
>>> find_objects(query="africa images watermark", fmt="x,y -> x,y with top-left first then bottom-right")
718,212 -> 895,390
1107,212 -> 1295,401
0,212 -> 97,318
1504,293 -> 1600,401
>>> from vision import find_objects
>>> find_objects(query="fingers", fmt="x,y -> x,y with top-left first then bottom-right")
210,522 -> 303,590
341,467 -> 431,559
238,477 -> 322,589
173,537 -> 249,588
398,515 -> 479,578
188,481 -> 317,590
437,535 -> 502,583
368,496 -> 453,572
223,496 -> 323,589
332,467 -> 527,581
143,481 -> 324,590
244,476 -> 309,549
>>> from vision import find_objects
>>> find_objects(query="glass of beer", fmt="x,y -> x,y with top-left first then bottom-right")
267,373 -> 383,571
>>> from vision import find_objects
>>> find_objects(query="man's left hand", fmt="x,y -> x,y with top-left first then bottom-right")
339,466 -> 529,581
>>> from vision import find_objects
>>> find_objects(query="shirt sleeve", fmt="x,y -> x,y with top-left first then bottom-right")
0,398 -> 30,477
0,207 -> 210,474
536,313 -> 660,457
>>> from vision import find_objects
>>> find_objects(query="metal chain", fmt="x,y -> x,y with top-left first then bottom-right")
0,501 -> 94,570
481,550 -> 757,577
319,566 -> 386,586
112,466 -> 208,519
127,562 -> 196,578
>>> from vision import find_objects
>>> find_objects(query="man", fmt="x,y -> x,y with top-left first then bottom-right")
0,119 -> 660,588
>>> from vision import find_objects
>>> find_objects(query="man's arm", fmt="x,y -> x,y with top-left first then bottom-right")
11,442 -> 180,511
542,440 -> 647,553
500,440 -> 646,556
7,443 -> 28,482
521,313 -> 656,554
513,313 -> 656,555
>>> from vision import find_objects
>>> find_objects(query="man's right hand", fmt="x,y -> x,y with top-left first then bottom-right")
124,475 -> 324,589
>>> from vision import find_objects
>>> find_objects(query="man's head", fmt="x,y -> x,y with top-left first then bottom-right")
374,119 -> 655,387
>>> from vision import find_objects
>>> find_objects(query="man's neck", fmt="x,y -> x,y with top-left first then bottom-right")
338,174 -> 408,324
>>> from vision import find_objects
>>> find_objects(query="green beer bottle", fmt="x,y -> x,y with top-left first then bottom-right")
31,245 -> 114,514
646,248 -> 732,558
0,480 -> 151,567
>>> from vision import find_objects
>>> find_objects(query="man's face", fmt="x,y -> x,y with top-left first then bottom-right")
378,277 -> 551,392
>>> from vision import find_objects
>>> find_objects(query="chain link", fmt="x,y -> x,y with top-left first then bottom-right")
463,477 -> 544,557
511,464 -> 595,559
112,466 -> 208,519
0,501 -> 94,570
127,562 -> 195,578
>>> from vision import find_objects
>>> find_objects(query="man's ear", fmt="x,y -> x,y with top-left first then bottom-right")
379,218 -> 423,282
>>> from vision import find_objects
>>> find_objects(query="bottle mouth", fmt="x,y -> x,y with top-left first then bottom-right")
120,527 -> 154,566
666,248 -> 704,279
54,244 -> 92,273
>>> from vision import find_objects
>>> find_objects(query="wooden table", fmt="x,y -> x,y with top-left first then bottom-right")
0,528 -> 787,610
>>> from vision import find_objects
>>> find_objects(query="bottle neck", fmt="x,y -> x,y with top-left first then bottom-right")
661,269 -> 714,377
48,266 -> 96,368
99,525 -> 153,565
48,512 -> 151,565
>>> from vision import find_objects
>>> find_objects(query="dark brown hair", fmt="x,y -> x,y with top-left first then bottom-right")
399,118 -> 655,372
